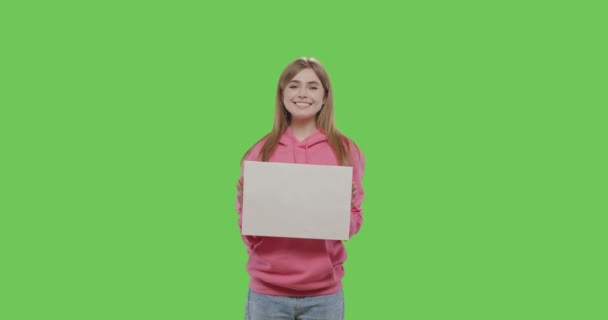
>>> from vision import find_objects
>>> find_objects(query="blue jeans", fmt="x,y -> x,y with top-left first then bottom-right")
245,288 -> 344,320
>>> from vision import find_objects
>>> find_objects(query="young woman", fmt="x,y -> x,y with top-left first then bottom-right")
235,57 -> 365,320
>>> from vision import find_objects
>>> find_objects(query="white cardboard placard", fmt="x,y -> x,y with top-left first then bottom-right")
242,161 -> 353,240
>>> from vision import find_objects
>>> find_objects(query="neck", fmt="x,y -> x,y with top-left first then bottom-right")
290,119 -> 318,142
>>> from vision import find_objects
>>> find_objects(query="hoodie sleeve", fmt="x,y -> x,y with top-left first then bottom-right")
236,142 -> 264,248
349,143 -> 366,238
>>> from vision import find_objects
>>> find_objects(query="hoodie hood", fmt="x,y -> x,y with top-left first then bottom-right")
279,126 -> 328,148
278,127 -> 329,164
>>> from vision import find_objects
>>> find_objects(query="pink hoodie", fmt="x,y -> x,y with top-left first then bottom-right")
236,127 -> 365,297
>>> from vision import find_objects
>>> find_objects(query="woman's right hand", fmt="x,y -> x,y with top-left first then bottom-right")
236,176 -> 244,208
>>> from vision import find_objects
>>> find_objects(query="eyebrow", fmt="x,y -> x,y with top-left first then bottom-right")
288,80 -> 321,85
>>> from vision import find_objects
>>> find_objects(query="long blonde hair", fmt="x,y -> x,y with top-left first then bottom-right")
242,57 -> 355,166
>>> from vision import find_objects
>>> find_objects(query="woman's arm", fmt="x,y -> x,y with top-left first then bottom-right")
235,142 -> 264,248
349,144 -> 365,238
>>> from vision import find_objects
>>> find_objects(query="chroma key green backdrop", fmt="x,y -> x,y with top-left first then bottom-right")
1,1 -> 606,319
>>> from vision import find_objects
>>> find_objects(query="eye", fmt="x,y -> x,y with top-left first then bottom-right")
288,85 -> 298,89
310,87 -> 318,90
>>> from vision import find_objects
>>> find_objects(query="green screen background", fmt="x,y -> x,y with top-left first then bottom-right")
1,1 -> 606,319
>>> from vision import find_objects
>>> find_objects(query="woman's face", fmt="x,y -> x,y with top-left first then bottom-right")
282,68 -> 326,122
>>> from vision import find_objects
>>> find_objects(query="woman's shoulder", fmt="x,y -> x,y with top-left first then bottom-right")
339,133 -> 364,163
242,134 -> 270,161
338,132 -> 361,150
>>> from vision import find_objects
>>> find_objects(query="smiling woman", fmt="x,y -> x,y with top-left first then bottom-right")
235,57 -> 365,320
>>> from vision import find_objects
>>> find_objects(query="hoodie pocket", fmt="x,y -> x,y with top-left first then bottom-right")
248,238 -> 336,291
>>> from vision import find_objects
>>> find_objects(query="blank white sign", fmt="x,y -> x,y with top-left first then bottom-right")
242,161 -> 353,240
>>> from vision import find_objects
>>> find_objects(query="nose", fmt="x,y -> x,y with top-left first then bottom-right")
297,87 -> 308,98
